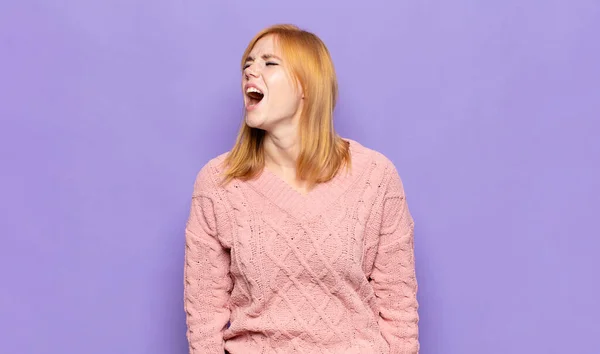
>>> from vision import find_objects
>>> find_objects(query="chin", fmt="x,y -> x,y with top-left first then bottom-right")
245,113 -> 267,129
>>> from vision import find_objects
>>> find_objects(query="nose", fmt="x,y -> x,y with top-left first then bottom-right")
244,64 -> 259,79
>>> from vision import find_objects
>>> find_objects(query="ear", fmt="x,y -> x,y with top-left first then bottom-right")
293,75 -> 304,99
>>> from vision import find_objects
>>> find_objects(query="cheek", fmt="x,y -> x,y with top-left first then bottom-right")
263,72 -> 302,115
268,71 -> 296,94
271,90 -> 300,112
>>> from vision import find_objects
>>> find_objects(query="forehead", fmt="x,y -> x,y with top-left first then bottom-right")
249,35 -> 281,56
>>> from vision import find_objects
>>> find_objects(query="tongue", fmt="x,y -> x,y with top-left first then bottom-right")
248,92 -> 263,101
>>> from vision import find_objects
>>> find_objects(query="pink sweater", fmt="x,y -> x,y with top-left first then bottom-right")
184,139 -> 419,353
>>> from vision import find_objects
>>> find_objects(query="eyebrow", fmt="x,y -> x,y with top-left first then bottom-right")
245,53 -> 282,63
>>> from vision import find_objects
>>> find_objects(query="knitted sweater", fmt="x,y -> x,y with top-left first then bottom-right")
183,139 -> 419,354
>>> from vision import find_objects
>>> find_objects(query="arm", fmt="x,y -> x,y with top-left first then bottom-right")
184,166 -> 232,353
370,164 -> 419,354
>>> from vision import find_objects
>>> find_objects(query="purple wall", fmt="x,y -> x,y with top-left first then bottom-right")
1,1 -> 599,353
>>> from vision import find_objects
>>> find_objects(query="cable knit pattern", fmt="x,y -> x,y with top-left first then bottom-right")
184,139 -> 419,354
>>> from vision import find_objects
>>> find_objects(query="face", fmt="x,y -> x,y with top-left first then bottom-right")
242,35 -> 303,132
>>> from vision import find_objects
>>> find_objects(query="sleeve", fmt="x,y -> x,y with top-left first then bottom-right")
369,163 -> 420,354
184,166 -> 232,353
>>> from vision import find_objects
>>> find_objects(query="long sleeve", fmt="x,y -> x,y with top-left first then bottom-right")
370,164 -> 420,354
184,166 -> 232,353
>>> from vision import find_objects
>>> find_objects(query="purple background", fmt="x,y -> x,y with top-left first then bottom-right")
1,1 -> 599,353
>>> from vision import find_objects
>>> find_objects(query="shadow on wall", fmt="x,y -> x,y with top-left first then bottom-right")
334,89 -> 368,144
171,87 -> 242,352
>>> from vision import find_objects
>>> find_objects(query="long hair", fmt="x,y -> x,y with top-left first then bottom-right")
222,24 -> 350,188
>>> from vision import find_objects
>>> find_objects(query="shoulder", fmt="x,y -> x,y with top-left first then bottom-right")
346,138 -> 406,194
191,151 -> 230,198
347,138 -> 400,177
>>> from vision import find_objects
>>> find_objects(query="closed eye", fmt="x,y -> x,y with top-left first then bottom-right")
242,61 -> 278,70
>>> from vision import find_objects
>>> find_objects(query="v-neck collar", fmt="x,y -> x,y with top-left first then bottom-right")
245,139 -> 371,219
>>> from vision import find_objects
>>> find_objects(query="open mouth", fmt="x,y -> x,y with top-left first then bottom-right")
246,87 -> 264,107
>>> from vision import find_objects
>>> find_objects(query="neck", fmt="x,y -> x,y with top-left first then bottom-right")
262,117 -> 301,176
263,133 -> 297,168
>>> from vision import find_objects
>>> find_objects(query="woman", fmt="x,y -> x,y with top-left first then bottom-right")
184,24 -> 419,354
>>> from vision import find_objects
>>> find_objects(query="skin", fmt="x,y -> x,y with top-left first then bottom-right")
242,34 -> 308,193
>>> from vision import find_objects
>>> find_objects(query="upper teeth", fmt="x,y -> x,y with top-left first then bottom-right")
247,87 -> 263,95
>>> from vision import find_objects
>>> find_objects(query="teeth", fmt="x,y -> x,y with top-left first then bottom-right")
246,87 -> 263,95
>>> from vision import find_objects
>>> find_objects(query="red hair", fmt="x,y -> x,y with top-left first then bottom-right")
222,24 -> 350,188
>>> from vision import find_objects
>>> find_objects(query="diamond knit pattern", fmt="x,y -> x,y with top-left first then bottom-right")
184,139 -> 419,354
